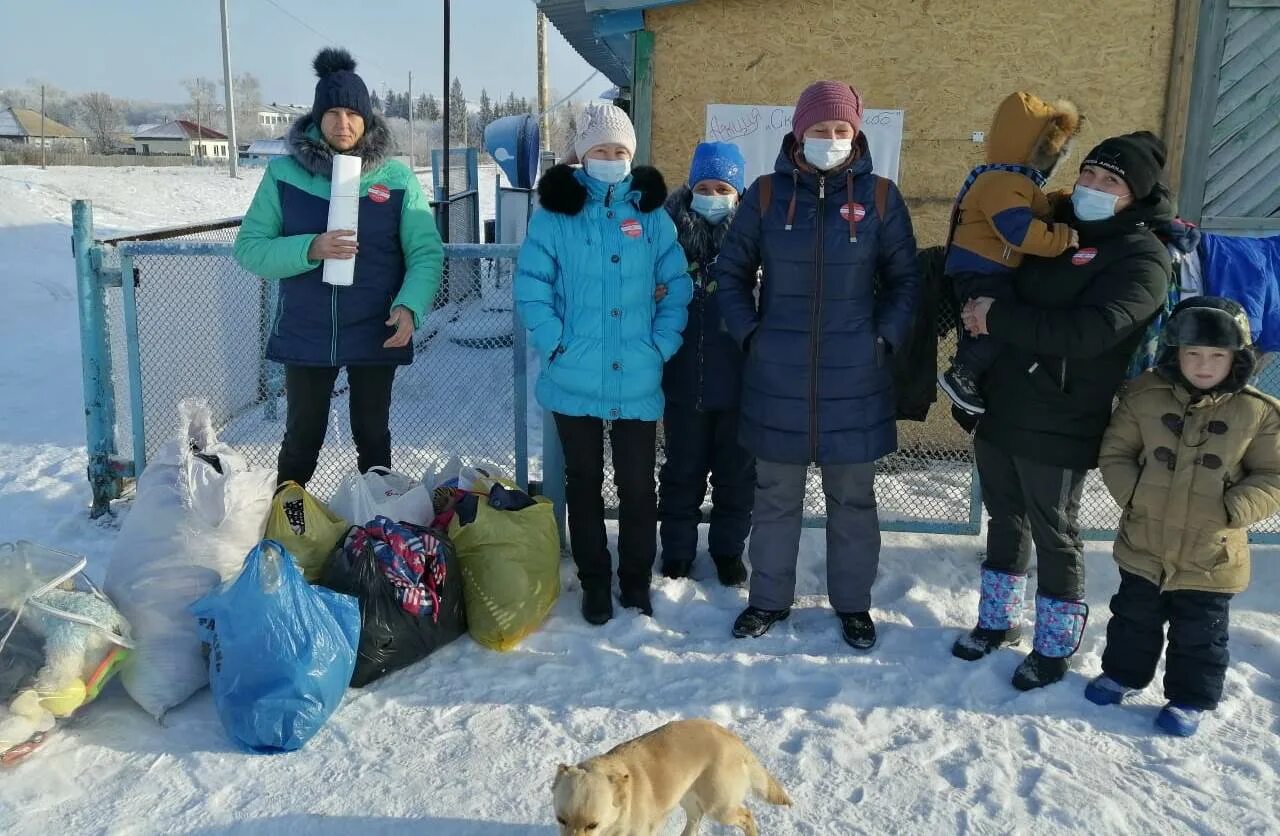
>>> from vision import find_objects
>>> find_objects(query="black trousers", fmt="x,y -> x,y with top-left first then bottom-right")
1102,569 -> 1232,710
657,401 -> 755,563
975,436 -> 1088,600
278,364 -> 397,487
554,413 -> 657,594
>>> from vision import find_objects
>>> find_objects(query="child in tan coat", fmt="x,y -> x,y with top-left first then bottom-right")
1090,296 -> 1280,736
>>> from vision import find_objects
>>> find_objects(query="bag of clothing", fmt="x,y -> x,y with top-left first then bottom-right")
265,482 -> 349,582
321,519 -> 466,687
105,399 -> 275,720
190,540 -> 359,753
330,467 -> 434,527
447,486 -> 560,652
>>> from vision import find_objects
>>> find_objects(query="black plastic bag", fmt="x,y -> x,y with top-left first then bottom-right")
320,525 -> 466,688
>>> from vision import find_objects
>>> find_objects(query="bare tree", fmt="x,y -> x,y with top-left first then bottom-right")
79,92 -> 123,153
183,77 -> 219,125
225,72 -> 265,140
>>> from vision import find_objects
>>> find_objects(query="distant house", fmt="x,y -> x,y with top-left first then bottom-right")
133,121 -> 229,159
0,107 -> 88,151
256,103 -> 308,130
240,138 -> 290,167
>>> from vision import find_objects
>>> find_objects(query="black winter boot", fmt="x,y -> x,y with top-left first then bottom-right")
712,554 -> 748,587
581,586 -> 614,626
952,626 -> 1023,661
619,583 -> 653,616
838,611 -> 878,651
661,557 -> 694,580
1012,651 -> 1070,691
732,606 -> 790,638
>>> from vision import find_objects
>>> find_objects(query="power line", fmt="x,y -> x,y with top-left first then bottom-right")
539,70 -> 601,117
258,0 -> 400,77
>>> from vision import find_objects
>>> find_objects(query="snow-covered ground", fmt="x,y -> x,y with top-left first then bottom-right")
0,165 -> 1277,835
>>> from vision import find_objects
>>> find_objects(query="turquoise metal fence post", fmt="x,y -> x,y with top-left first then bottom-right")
118,252 -> 147,475
73,200 -> 122,516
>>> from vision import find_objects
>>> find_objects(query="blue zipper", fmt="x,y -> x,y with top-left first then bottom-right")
330,285 -> 339,366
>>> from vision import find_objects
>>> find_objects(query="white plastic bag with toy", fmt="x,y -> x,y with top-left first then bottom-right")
329,466 -> 433,527
104,399 -> 275,720
0,541 -> 133,766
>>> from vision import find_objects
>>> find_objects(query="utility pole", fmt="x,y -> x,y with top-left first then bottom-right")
195,89 -> 202,167
408,70 -> 415,167
40,85 -> 46,169
537,11 -> 549,151
441,0 -> 451,242
219,0 -> 239,177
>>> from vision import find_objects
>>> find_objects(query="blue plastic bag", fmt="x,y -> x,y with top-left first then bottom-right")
190,539 -> 360,753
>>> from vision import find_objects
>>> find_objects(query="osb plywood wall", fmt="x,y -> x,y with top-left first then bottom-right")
647,0 -> 1177,247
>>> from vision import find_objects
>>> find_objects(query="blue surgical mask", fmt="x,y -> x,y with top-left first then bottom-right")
1071,185 -> 1120,221
585,158 -> 631,184
690,192 -> 738,224
802,137 -> 854,171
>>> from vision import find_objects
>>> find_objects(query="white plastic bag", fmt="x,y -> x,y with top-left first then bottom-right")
329,467 -> 433,527
104,400 -> 275,720
422,456 -> 507,495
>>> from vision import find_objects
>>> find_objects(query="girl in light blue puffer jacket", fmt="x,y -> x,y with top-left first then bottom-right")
515,103 -> 692,626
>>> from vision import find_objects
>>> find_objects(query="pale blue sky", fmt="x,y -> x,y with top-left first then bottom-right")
1,0 -> 599,105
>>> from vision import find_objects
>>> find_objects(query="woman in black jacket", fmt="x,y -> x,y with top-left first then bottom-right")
953,132 -> 1174,690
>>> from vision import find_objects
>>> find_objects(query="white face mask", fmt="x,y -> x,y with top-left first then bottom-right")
802,137 -> 854,171
585,158 -> 631,184
1071,184 -> 1120,221
690,192 -> 737,223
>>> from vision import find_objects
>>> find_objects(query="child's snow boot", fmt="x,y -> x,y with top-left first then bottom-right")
953,568 -> 1026,661
1012,594 -> 1088,691
1155,702 -> 1204,737
1084,674 -> 1138,706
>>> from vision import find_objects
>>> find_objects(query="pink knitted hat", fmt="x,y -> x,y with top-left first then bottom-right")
792,81 -> 865,140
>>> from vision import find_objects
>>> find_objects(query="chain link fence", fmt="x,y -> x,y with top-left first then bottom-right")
105,224 -> 522,504
594,261 -> 979,532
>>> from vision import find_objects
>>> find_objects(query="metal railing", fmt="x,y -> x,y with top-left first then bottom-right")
76,198 -> 1280,545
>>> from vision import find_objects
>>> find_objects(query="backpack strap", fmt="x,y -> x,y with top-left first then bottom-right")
754,174 -> 773,219
756,171 -> 889,222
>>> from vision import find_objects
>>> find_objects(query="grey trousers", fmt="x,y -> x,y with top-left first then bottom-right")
747,459 -> 880,613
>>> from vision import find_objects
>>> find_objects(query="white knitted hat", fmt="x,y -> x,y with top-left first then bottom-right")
574,103 -> 637,160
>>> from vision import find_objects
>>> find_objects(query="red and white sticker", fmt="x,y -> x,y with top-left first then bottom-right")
840,202 -> 866,222
620,219 -> 643,238
1072,247 -> 1098,266
368,184 -> 391,203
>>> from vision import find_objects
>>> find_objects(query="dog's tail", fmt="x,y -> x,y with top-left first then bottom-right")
748,755 -> 792,806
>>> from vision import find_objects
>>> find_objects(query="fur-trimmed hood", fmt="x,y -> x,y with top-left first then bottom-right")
986,92 -> 1082,175
536,163 -> 668,216
286,111 -> 395,176
664,184 -> 738,267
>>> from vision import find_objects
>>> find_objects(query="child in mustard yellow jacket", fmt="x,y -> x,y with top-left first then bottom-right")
939,92 -> 1082,415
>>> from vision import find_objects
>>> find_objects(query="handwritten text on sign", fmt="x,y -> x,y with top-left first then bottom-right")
705,104 -> 904,185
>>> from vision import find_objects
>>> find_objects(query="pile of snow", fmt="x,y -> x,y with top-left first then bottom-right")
0,166 -> 1276,834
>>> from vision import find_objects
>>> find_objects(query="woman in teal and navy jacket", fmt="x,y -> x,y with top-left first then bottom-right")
234,48 -> 443,488
515,103 -> 693,626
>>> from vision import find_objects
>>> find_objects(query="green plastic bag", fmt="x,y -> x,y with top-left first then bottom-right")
265,482 -> 349,582
448,493 -> 560,651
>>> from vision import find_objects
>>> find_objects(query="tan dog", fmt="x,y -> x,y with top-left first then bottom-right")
552,719 -> 791,836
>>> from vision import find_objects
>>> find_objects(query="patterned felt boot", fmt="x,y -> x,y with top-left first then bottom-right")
952,568 -> 1026,661
1012,594 -> 1088,691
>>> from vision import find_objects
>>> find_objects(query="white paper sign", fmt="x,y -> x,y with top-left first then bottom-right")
323,153 -> 361,287
705,104 -> 904,185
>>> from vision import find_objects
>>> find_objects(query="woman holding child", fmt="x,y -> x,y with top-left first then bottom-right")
953,132 -> 1175,690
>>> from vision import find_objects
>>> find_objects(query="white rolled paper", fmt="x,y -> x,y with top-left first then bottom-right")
322,153 -> 362,287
